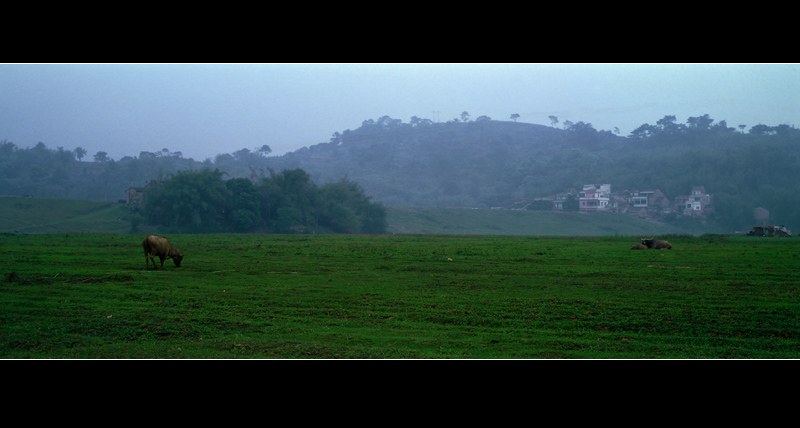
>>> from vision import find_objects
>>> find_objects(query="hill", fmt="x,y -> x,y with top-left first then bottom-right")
0,197 -> 719,236
266,120 -> 616,208
4,114 -> 800,233
263,117 -> 800,232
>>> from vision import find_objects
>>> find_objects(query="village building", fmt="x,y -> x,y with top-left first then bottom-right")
126,187 -> 145,209
674,186 -> 713,217
624,189 -> 671,217
578,184 -> 611,212
552,188 -> 577,211
545,184 -> 713,219
630,190 -> 652,209
125,180 -> 160,210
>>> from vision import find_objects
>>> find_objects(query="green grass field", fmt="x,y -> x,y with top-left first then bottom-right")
0,197 -> 136,234
0,196 -> 723,236
2,232 -> 798,358
386,207 -> 721,236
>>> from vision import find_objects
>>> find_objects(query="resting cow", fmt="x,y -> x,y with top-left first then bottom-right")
630,244 -> 647,250
641,238 -> 672,250
143,235 -> 183,269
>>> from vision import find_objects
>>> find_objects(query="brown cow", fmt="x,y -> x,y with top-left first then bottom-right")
143,235 -> 183,270
630,244 -> 647,250
642,238 -> 672,250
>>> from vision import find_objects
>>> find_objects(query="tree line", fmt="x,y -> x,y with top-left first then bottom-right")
0,140 -> 205,200
4,111 -> 800,233
138,168 -> 387,234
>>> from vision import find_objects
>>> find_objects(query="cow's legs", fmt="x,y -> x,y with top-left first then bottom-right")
145,252 -> 158,270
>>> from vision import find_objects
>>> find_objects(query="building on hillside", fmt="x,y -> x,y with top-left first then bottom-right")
125,181 -> 160,210
126,187 -> 145,209
553,189 -> 577,211
579,184 -> 611,212
610,192 -> 631,213
674,186 -> 713,217
546,184 -> 714,219
623,189 -> 672,216
630,190 -> 653,209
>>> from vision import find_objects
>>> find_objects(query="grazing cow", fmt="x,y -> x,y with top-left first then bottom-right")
630,243 -> 647,250
642,238 -> 672,250
143,235 -> 183,269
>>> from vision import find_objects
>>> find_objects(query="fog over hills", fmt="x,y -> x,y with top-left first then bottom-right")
263,119 -> 619,207
3,64 -> 797,162
256,115 -> 800,231
3,113 -> 799,233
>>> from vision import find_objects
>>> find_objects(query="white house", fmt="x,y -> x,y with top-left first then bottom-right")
579,184 -> 611,212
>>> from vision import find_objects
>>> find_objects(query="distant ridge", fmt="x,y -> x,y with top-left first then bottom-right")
264,119 -> 625,208
4,114 -> 800,233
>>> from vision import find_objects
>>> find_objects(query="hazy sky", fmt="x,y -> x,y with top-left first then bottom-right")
1,63 -> 798,161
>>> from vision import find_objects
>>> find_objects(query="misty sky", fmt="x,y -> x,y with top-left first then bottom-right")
1,63 -> 798,161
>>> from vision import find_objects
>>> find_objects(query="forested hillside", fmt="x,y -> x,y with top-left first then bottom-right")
264,114 -> 800,231
267,118 -> 620,207
2,113 -> 799,232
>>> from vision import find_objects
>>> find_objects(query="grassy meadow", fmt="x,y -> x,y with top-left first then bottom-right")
1,196 -> 722,236
2,232 -> 799,358
0,197 -> 136,234
385,207 -> 722,236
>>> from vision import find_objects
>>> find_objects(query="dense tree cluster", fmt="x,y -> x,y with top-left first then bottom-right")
141,168 -> 387,234
0,140 -> 201,200
0,141 -> 79,198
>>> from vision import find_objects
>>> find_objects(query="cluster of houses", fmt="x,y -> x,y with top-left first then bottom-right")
544,184 -> 713,218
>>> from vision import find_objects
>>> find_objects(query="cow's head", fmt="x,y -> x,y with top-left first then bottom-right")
173,254 -> 183,267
